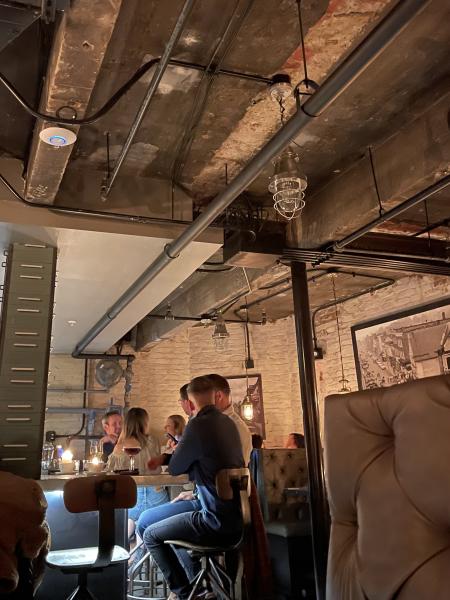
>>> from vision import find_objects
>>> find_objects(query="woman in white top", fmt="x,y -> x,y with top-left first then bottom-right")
106,407 -> 168,538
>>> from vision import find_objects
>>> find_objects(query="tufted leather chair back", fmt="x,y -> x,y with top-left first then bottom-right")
254,448 -> 308,522
324,374 -> 450,600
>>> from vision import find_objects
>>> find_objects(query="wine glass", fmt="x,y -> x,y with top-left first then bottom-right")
123,446 -> 141,472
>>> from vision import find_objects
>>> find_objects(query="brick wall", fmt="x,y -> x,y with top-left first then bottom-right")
44,274 -> 450,449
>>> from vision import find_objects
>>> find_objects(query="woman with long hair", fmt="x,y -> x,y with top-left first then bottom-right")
106,407 -> 169,538
164,414 -> 186,451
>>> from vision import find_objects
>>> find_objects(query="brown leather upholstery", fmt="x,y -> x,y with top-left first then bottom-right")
63,474 -> 137,513
254,449 -> 308,522
324,374 -> 450,600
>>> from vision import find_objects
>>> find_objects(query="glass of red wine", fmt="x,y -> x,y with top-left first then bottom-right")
123,446 -> 141,472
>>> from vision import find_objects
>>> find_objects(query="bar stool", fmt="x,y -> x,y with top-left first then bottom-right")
46,474 -> 137,600
166,468 -> 251,600
127,541 -> 168,599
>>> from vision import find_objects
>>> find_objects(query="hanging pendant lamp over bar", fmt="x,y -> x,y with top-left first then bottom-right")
269,145 -> 307,220
212,312 -> 230,351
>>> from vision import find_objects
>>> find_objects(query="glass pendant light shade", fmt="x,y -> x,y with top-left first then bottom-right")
212,312 -> 229,351
242,395 -> 254,421
269,146 -> 307,220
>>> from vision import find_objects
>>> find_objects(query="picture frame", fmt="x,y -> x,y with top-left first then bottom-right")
351,297 -> 450,390
227,374 -> 265,438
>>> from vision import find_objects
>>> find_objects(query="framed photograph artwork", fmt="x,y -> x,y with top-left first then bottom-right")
351,297 -> 450,390
227,374 -> 266,438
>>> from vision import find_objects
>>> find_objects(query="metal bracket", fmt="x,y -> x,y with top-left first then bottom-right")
40,0 -> 70,24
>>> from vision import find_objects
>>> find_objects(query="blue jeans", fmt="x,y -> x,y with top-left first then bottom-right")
142,509 -> 240,600
137,499 -> 200,582
128,486 -> 169,522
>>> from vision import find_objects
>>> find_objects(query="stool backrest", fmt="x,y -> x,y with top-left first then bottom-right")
216,467 -> 251,528
63,475 -> 137,568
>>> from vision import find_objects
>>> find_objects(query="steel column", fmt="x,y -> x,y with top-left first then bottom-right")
291,261 -> 329,599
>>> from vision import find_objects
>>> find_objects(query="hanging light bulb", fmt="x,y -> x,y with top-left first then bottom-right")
337,378 -> 351,394
269,146 -> 307,220
212,312 -> 229,351
241,394 -> 254,421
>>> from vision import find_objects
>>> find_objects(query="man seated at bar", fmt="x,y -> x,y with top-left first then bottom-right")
206,373 -> 252,465
178,383 -> 195,419
100,409 -> 123,460
141,375 -> 245,600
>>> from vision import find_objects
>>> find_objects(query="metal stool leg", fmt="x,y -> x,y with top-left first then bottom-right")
67,573 -> 98,600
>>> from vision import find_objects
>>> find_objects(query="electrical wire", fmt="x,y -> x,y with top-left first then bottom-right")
331,275 -> 347,388
171,0 -> 255,184
296,0 -> 309,86
0,57 -> 164,125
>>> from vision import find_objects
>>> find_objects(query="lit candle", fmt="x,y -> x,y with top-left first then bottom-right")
61,449 -> 73,463
92,456 -> 100,466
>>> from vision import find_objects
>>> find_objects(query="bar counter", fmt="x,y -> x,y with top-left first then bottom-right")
38,471 -> 190,491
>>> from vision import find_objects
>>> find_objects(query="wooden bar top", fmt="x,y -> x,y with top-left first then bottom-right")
38,472 -> 189,492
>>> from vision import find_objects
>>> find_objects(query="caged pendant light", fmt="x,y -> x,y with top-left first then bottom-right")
211,311 -> 229,351
269,145 -> 307,220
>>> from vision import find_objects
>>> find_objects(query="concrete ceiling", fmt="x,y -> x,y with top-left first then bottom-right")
0,222 -> 219,353
0,0 -> 448,352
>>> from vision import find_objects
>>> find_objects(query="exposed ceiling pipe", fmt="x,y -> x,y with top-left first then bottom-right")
233,270 -> 393,320
72,0 -> 430,358
412,216 -> 450,237
145,314 -> 262,325
333,173 -> 450,251
104,0 -> 196,196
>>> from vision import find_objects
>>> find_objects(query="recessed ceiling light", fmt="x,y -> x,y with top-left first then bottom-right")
67,320 -> 77,326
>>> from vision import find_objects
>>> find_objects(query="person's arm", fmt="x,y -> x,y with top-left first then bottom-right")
167,421 -> 201,476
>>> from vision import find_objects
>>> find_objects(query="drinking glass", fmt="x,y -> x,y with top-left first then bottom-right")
89,440 -> 99,459
123,446 -> 141,471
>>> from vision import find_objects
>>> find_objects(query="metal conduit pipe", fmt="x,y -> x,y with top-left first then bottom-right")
73,0 -> 429,358
104,0 -> 196,196
311,278 -> 395,348
145,313 -> 262,325
333,173 -> 450,251
233,269 -> 392,319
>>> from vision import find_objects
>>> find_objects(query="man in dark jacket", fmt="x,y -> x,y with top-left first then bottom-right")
143,375 -> 244,600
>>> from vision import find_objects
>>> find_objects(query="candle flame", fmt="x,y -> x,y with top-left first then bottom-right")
61,449 -> 73,462
92,456 -> 100,465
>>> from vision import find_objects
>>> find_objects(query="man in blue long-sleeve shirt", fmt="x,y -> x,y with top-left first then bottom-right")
143,375 -> 245,600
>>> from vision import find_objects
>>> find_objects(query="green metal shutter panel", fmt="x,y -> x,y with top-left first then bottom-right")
0,243 -> 56,479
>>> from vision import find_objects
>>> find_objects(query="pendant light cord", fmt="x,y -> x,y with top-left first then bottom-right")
368,146 -> 385,218
277,97 -> 286,125
296,0 -> 309,87
331,276 -> 347,385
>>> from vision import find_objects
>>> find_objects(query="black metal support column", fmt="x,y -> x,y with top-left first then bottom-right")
291,261 -> 329,599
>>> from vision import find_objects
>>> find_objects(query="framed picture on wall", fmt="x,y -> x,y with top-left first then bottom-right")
227,374 -> 265,438
351,297 -> 450,390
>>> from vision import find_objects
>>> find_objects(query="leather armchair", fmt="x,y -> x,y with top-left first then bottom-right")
324,374 -> 450,600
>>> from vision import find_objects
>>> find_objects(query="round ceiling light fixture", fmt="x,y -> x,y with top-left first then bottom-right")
39,127 -> 77,147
